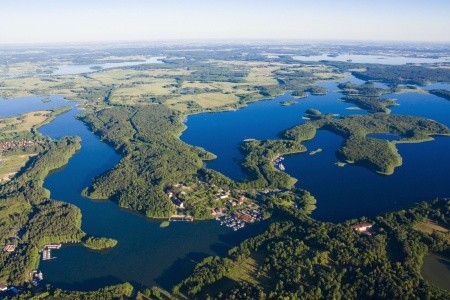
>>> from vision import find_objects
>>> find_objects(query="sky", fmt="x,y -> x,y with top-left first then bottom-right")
1,0 -> 450,44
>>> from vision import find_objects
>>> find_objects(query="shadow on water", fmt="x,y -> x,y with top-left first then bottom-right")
154,252 -> 210,290
44,276 -> 124,292
154,221 -> 271,290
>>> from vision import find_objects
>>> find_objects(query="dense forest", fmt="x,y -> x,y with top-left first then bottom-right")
283,112 -> 450,175
337,81 -> 396,113
239,139 -> 305,190
0,137 -> 84,285
81,104 -> 219,218
8,282 -> 134,299
351,64 -> 450,85
174,199 -> 450,299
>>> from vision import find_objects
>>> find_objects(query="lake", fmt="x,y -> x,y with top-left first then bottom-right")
2,95 -> 266,291
181,79 -> 367,181
181,77 -> 450,222
292,54 -> 450,65
52,56 -> 164,75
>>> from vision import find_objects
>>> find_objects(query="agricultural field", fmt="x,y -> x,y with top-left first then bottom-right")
0,153 -> 36,183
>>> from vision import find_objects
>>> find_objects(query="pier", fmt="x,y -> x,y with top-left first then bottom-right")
41,244 -> 61,260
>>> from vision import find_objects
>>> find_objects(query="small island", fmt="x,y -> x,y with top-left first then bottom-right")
338,81 -> 395,113
291,90 -> 308,99
309,148 -> 322,155
280,100 -> 298,106
83,237 -> 118,250
305,86 -> 327,95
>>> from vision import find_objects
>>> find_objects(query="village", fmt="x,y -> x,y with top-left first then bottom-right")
166,181 -> 264,231
0,139 -> 41,152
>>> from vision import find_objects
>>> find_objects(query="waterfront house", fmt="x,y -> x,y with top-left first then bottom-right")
241,213 -> 255,223
2,245 -> 16,252
351,222 -> 373,232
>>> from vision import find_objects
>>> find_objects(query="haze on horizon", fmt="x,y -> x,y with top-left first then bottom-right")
1,0 -> 450,44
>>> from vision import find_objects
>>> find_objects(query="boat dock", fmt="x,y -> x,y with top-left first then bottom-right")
41,244 -> 61,260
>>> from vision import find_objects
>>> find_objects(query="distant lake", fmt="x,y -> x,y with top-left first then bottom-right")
0,95 -> 71,117
292,54 -> 450,65
52,56 -> 165,75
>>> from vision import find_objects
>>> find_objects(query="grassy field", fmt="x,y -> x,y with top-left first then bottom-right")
245,66 -> 279,85
0,61 -> 57,79
0,74 -> 97,99
0,110 -> 59,183
167,92 -> 239,109
415,219 -> 450,242
226,252 -> 269,286
0,59 -> 345,112
198,252 -> 272,298
0,111 -> 51,133
0,153 -> 36,183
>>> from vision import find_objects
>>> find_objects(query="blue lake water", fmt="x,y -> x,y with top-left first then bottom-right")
52,56 -> 164,75
181,79 -> 450,222
0,95 -> 71,117
181,80 -> 367,181
1,96 -> 265,290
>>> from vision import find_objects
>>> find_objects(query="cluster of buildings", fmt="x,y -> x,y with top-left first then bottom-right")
165,182 -> 264,230
0,139 -> 40,152
30,270 -> 44,287
273,156 -> 285,171
216,196 -> 263,231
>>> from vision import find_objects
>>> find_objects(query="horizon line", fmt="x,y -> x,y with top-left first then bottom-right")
1,38 -> 450,48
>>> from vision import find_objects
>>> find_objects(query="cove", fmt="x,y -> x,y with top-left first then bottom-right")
17,97 -> 266,291
181,79 -> 450,222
